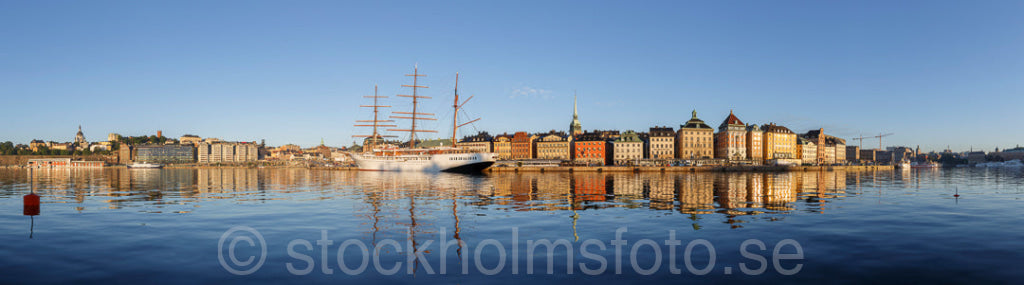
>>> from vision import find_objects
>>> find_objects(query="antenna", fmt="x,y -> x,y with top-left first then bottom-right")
353,85 -> 397,152
389,66 -> 437,148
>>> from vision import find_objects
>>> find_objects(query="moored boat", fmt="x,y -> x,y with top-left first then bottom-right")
896,160 -> 911,169
911,161 -> 941,168
350,67 -> 495,173
127,162 -> 163,169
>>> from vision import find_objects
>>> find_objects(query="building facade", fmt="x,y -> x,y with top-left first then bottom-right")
797,138 -> 817,165
136,145 -> 196,164
746,124 -> 764,163
611,130 -> 644,166
714,110 -> 747,161
676,110 -> 714,159
761,123 -> 797,160
846,146 -> 861,162
198,142 -> 258,164
801,129 -> 847,165
510,132 -> 536,160
534,131 -> 571,160
493,133 -> 513,160
573,132 -> 606,165
647,126 -> 676,160
458,132 -> 493,153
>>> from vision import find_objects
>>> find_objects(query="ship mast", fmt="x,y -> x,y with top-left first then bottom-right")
451,72 -> 479,148
353,85 -> 397,152
390,66 -> 437,148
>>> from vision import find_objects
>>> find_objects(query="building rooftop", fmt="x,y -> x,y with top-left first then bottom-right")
718,110 -> 744,130
680,110 -> 712,130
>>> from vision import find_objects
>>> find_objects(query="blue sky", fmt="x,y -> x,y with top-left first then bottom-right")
1,1 -> 1022,152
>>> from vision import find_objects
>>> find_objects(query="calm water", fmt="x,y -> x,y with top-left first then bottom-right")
1,168 -> 1022,284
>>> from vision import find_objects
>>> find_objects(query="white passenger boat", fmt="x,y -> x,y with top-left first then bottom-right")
127,162 -> 163,169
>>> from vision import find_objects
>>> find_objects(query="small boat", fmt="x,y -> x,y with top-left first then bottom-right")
911,161 -> 941,168
896,160 -> 911,169
127,162 -> 163,169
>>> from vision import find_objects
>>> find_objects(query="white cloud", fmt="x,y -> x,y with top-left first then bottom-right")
509,86 -> 553,99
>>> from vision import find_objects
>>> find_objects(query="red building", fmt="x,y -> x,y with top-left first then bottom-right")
511,132 -> 536,160
573,132 -> 607,165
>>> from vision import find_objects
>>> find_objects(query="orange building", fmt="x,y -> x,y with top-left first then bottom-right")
573,132 -> 606,165
511,132 -> 536,160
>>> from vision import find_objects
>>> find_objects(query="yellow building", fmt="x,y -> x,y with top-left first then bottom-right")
533,131 -> 571,160
458,131 -> 493,153
762,123 -> 797,160
493,133 -> 513,160
746,124 -> 763,164
676,110 -> 714,159
647,126 -> 676,160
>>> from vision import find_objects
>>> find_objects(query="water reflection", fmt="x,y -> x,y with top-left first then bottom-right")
3,168 -> 875,226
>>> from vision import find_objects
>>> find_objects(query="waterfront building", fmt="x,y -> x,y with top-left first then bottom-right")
646,126 -> 676,160
846,146 -> 860,162
990,146 -> 1024,161
180,135 -> 202,146
198,142 -> 258,164
714,110 -> 747,161
877,150 -> 895,164
458,131 -> 493,153
887,146 -> 916,163
611,130 -> 644,166
74,125 -> 87,147
573,131 -> 606,165
569,95 -> 582,136
108,133 -> 121,142
746,124 -> 764,164
676,110 -> 714,160
860,149 -> 877,162
801,129 -> 847,165
493,133 -> 513,160
533,130 -> 571,160
136,145 -> 196,164
962,151 -> 987,165
511,132 -> 536,160
797,138 -> 817,165
761,123 -> 797,160
27,158 -> 105,168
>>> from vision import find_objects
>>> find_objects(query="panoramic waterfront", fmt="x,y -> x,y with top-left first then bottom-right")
1,168 -> 1022,284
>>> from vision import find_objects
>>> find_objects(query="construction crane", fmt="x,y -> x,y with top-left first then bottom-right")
850,133 -> 894,150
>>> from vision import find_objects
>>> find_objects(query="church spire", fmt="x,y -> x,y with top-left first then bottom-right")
569,91 -> 582,136
573,92 -> 578,119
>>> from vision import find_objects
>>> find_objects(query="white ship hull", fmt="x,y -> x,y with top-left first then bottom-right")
350,152 -> 496,173
128,163 -> 163,169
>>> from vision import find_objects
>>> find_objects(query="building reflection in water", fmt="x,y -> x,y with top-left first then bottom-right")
12,168 -> 866,230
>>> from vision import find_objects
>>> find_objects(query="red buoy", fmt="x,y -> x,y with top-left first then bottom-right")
24,193 -> 40,216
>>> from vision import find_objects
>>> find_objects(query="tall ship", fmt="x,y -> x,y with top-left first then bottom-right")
349,67 -> 496,173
